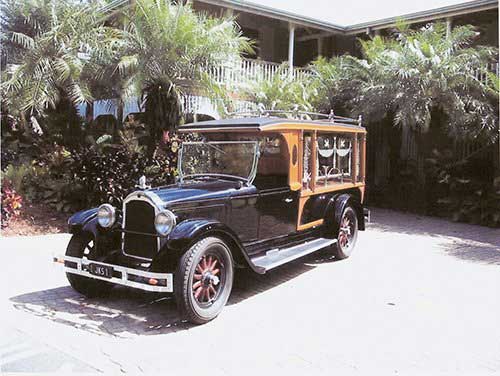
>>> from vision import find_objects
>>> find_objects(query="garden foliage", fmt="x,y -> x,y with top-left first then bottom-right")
1,2 -> 499,228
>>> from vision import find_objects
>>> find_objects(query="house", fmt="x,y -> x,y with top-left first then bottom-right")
88,0 -> 498,121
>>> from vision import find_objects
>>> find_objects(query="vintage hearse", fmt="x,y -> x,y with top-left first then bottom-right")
57,112 -> 368,324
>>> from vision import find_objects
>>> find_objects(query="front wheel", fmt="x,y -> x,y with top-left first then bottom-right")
175,237 -> 234,324
332,206 -> 358,260
65,233 -> 114,297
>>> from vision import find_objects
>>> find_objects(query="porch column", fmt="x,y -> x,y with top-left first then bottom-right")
288,23 -> 295,76
366,27 -> 373,38
317,37 -> 323,57
446,17 -> 453,38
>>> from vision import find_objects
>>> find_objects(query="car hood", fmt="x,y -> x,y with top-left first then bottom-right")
146,178 -> 251,206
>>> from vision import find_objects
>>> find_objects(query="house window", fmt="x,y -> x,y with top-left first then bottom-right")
315,133 -> 353,186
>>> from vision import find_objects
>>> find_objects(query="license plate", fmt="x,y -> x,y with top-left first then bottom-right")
88,263 -> 113,278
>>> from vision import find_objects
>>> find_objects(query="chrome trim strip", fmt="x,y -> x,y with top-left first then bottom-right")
60,255 -> 173,293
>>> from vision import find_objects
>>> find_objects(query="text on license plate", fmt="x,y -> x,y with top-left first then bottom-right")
88,263 -> 113,278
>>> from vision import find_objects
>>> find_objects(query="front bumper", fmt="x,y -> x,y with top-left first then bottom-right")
55,255 -> 173,293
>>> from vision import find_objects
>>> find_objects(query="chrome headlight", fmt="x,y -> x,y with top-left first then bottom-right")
97,204 -> 116,228
154,210 -> 176,236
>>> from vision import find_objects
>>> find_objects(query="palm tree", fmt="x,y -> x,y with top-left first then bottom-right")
242,63 -> 316,115
1,0 -> 120,142
115,0 -> 251,152
310,55 -> 362,116
312,22 -> 498,141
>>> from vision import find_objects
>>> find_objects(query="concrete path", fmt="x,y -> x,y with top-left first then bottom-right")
1,208 -> 499,374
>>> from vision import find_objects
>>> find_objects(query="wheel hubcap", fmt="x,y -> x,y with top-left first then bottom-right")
192,255 -> 223,305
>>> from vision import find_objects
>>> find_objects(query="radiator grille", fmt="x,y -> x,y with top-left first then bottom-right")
123,200 -> 158,259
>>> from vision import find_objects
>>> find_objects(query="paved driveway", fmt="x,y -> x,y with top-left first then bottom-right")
1,208 -> 499,374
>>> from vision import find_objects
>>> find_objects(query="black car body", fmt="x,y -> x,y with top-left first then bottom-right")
58,115 -> 368,324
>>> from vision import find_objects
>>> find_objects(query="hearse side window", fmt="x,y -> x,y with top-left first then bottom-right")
253,135 -> 289,190
302,132 -> 313,190
315,132 -> 353,186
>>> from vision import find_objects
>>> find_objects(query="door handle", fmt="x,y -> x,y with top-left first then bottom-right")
284,198 -> 293,203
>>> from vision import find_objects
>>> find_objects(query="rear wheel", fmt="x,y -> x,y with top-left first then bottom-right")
175,237 -> 234,324
332,206 -> 358,259
65,233 -> 113,297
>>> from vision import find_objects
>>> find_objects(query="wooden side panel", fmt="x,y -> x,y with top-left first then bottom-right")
280,131 -> 301,191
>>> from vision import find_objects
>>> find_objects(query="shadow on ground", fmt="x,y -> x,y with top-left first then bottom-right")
368,207 -> 500,265
10,248 -> 337,338
441,241 -> 500,265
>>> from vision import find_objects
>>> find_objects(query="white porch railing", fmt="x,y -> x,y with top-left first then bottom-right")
83,60 -> 497,123
474,62 -> 499,84
81,94 -> 257,120
206,57 -> 312,87
182,94 -> 256,119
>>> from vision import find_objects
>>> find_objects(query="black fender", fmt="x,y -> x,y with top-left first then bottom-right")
68,208 -> 98,235
323,193 -> 365,238
67,208 -> 121,255
151,218 -> 257,273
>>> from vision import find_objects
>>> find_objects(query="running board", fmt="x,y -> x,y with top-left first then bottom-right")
250,238 -> 337,273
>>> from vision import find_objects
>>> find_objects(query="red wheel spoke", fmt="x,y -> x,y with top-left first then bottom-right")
192,253 -> 224,305
209,285 -> 217,297
194,286 -> 203,299
210,259 -> 218,270
339,233 -> 347,247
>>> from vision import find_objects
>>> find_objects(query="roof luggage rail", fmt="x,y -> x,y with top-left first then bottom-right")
226,105 -> 363,127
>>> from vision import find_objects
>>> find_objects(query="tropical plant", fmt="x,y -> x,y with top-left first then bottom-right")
311,22 -> 498,140
425,149 -> 500,227
115,0 -> 252,153
1,164 -> 31,193
242,63 -> 316,115
310,56 -> 362,116
0,0 -> 120,141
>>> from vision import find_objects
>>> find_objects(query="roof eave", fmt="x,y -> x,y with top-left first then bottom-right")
344,0 -> 498,34
195,0 -> 346,32
103,0 -> 498,36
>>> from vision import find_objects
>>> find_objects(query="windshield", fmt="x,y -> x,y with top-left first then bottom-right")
179,141 -> 259,182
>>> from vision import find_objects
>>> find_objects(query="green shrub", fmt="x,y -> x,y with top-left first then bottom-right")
425,150 -> 500,227
1,164 -> 30,193
69,140 -> 178,208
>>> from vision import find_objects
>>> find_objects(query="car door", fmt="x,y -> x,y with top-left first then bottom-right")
256,187 -> 298,240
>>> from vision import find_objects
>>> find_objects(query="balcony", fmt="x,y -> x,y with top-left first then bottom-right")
83,58 -> 312,121
83,59 -> 498,122
206,57 -> 312,88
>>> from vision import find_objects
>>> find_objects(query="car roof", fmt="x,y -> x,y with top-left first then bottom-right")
179,117 -> 366,133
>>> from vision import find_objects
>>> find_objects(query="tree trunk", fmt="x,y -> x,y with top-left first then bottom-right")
144,83 -> 182,156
